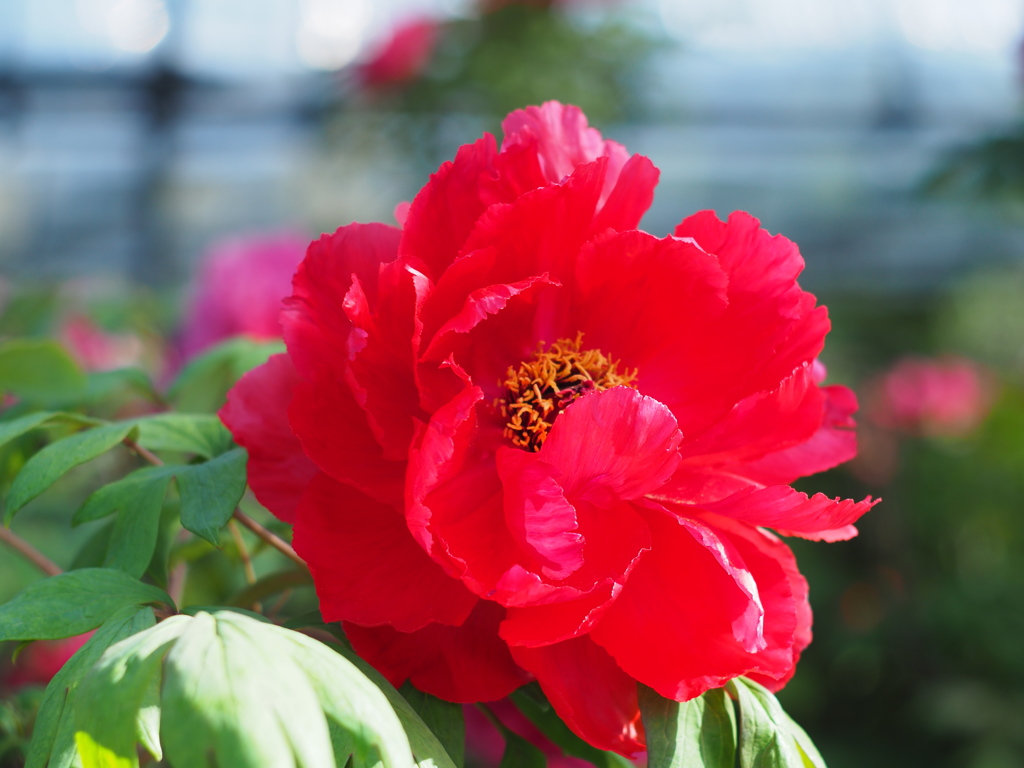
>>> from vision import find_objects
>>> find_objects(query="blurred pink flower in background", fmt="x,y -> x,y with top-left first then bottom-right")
359,18 -> 439,89
2,633 -> 92,690
867,356 -> 994,437
179,231 -> 307,360
58,313 -> 146,372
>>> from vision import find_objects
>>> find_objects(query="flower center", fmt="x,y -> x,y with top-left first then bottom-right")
499,333 -> 638,452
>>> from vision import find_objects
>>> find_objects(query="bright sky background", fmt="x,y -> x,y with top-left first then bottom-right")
1,0 -> 1021,77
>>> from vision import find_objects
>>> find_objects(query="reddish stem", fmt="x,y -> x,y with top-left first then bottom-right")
0,526 -> 62,577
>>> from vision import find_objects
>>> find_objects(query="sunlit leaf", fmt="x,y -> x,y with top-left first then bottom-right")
75,617 -> 192,768
25,606 -> 155,768
639,685 -> 736,768
728,679 -> 814,768
333,642 -> 458,768
68,611 -> 420,768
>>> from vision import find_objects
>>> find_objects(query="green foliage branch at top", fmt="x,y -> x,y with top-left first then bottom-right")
0,335 -> 830,767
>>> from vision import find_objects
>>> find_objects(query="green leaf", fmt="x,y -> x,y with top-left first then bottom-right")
332,643 -> 458,768
168,338 -> 285,414
68,612 -> 424,768
401,684 -> 465,768
75,466 -> 175,525
728,679 -> 812,768
5,421 -> 136,522
177,447 -> 248,545
70,520 -> 115,570
75,446 -> 247,550
777,711 -> 825,768
0,411 -> 58,452
180,605 -> 271,622
510,685 -> 632,768
0,339 -> 87,404
161,612 -> 336,768
639,685 -> 736,768
75,616 -> 192,768
104,475 -> 174,578
25,606 -> 155,768
85,368 -> 162,406
263,619 -> 416,768
74,467 -> 176,578
131,413 -> 235,459
0,568 -> 173,641
144,504 -> 181,589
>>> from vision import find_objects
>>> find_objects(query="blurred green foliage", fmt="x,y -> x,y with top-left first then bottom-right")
779,280 -> 1024,768
925,124 -> 1024,207
324,3 -> 661,179
395,5 -> 655,128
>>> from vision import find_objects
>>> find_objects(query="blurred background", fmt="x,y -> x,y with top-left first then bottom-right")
3,0 -> 1024,766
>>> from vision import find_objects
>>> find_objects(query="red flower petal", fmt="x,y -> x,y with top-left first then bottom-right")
675,364 -> 824,465
497,447 -> 584,580
399,135 -> 498,281
674,211 -> 830,402
651,466 -> 757,507
283,222 -> 402,382
410,382 -> 653,614
417,161 -> 609,393
407,384 -> 573,605
511,636 -> 644,757
655,383 -> 860,508
703,485 -> 880,542
293,473 -> 478,632
539,387 -> 682,505
344,600 -> 530,703
699,512 -> 811,691
284,223 -> 420,460
405,380 -> 493,559
501,102 -> 631,200
219,354 -> 317,523
421,267 -> 559,364
590,504 -> 798,701
568,230 -> 744,435
739,383 -> 859,485
498,498 -> 651,647
591,154 -> 660,234
289,374 -> 405,505
499,581 -> 617,648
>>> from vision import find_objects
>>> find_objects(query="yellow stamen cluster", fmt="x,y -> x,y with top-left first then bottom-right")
499,333 -> 638,452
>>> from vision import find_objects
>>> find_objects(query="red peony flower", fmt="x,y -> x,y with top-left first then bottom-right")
179,231 -> 307,360
2,633 -> 92,690
866,356 -> 993,437
359,18 -> 439,89
221,102 -> 877,756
